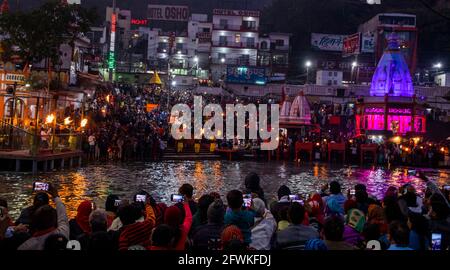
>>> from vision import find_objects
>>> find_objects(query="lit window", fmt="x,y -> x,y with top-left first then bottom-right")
235,34 -> 241,43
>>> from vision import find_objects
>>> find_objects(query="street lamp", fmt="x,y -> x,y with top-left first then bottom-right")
171,81 -> 177,87
221,58 -> 225,63
433,62 -> 442,69
194,56 -> 199,63
351,61 -> 358,84
305,61 -> 312,84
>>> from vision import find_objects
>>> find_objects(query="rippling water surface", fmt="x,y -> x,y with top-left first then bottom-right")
0,161 -> 448,219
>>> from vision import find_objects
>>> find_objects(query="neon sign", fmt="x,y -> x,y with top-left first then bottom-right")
131,19 -> 148,25
108,13 -> 116,70
364,107 -> 384,114
388,108 -> 411,115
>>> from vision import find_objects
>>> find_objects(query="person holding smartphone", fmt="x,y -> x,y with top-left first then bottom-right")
224,190 -> 256,246
18,183 -> 70,250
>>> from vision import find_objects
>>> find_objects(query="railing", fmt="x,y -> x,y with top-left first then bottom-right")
0,120 -> 83,156
212,41 -> 258,49
213,24 -> 258,31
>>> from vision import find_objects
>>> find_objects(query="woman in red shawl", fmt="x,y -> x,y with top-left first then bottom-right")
69,200 -> 94,240
306,193 -> 325,230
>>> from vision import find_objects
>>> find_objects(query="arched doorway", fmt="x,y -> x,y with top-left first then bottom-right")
3,97 -> 25,126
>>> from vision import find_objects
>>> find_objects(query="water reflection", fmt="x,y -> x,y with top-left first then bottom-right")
0,161 -> 448,219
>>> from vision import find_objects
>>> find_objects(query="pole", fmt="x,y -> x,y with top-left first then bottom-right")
32,96 -> 40,156
306,67 -> 309,84
8,82 -> 17,147
108,0 -> 116,82
167,60 -> 171,109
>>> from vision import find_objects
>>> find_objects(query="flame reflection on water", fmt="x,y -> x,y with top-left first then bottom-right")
0,161 -> 448,219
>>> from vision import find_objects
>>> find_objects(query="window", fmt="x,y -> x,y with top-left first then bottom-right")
238,54 -> 250,65
242,20 -> 256,30
220,19 -> 228,28
202,28 -> 210,33
334,80 -> 337,85
176,43 -> 183,50
260,41 -> 268,50
247,37 -> 255,48
219,36 -> 227,46
328,80 -> 332,86
334,71 -> 337,76
235,34 -> 241,44
329,71 -> 332,76
275,39 -> 284,46
218,53 -> 226,61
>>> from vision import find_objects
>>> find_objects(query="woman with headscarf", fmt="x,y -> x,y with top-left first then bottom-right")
164,201 -> 192,250
69,200 -> 94,240
307,193 -> 325,231
342,208 -> 366,248
221,225 -> 246,251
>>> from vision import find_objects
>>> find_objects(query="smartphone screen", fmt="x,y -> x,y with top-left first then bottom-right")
242,194 -> 252,208
289,195 -> 299,201
443,185 -> 450,191
33,182 -> 49,192
431,233 -> 442,251
350,189 -> 356,196
114,199 -> 121,206
408,170 -> 417,176
135,194 -> 146,203
171,194 -> 184,203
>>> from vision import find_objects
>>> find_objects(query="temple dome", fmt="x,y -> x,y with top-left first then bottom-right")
370,33 -> 414,97
280,91 -> 311,126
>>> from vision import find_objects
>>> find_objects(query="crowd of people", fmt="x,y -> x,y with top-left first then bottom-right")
0,171 -> 448,251
82,85 -> 170,162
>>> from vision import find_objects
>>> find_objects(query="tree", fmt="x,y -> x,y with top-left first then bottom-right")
0,0 -> 96,71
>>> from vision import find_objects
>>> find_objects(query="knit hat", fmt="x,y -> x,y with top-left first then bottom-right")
346,208 -> 366,233
327,197 -> 343,215
76,200 -> 93,234
277,220 -> 290,231
164,206 -> 182,227
251,198 -> 266,217
207,200 -> 225,224
305,239 -> 328,250
221,225 -> 244,245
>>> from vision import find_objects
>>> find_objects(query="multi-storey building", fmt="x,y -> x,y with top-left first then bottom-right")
358,13 -> 418,73
210,8 -> 260,82
258,32 -> 291,81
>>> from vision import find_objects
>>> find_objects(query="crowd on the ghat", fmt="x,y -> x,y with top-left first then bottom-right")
0,171 -> 448,251
82,84 -> 170,162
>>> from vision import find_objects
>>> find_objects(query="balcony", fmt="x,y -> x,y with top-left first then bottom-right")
273,45 -> 290,51
211,58 -> 252,66
213,24 -> 258,32
212,41 -> 258,49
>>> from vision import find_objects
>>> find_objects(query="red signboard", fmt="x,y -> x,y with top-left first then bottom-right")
343,33 -> 361,57
131,19 -> 148,25
111,13 -> 116,32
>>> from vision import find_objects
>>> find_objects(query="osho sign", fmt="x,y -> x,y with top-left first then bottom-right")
148,5 -> 189,22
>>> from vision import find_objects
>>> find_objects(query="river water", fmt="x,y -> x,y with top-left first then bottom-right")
0,161 -> 448,219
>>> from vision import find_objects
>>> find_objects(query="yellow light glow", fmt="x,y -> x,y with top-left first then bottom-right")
106,95 -> 110,103
392,136 -> 401,144
64,117 -> 72,125
316,142 -> 320,146
441,147 -> 445,152
349,139 -> 353,144
45,114 -> 55,124
80,118 -> 88,128
412,137 -> 420,144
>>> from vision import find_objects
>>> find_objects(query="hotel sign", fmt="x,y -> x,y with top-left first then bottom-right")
213,9 -> 260,17
148,5 -> 189,22
196,32 -> 212,43
226,66 -> 267,85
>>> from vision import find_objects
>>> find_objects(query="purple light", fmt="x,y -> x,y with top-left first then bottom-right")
365,107 -> 384,114
370,33 -> 414,97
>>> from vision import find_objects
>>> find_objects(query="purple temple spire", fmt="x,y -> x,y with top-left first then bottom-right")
370,32 -> 414,97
